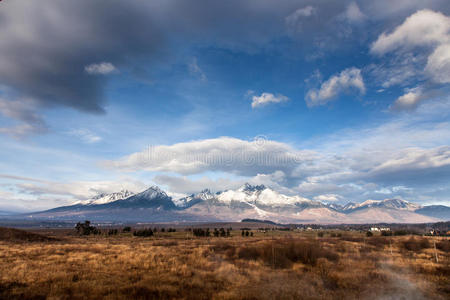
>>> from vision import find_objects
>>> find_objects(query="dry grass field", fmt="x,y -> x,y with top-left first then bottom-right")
0,227 -> 449,300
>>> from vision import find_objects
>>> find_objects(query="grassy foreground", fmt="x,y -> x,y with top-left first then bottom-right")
0,228 -> 449,299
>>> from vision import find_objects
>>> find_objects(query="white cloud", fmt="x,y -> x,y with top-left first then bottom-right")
85,62 -> 118,75
103,136 -> 312,176
313,194 -> 342,202
305,67 -> 365,106
371,10 -> 450,55
371,9 -> 450,86
69,129 -> 102,144
251,92 -> 289,108
390,87 -> 424,111
425,43 -> 450,84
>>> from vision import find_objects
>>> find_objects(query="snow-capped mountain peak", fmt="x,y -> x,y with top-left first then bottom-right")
348,198 -> 419,211
217,184 -> 312,207
139,186 -> 168,199
78,189 -> 134,205
173,189 -> 215,208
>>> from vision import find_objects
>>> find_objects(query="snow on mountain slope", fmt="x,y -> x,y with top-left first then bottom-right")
346,198 -> 419,212
174,189 -> 215,208
216,183 -> 312,206
76,190 -> 134,205
106,186 -> 176,209
26,184 -> 450,223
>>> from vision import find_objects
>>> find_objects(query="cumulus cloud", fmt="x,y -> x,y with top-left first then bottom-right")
425,43 -> 450,84
103,136 -> 312,176
371,10 -> 450,55
251,92 -> 289,108
390,87 -> 425,111
305,67 -> 365,106
85,62 -> 117,75
371,9 -> 450,87
313,194 -> 342,202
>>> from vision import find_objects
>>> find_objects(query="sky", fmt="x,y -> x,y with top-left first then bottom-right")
0,0 -> 449,211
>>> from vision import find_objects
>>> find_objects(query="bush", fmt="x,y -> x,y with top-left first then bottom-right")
133,228 -> 153,237
122,226 -> 132,232
193,228 -> 210,237
402,237 -> 430,251
238,246 -> 261,260
108,229 -> 118,235
366,231 -> 373,237
75,221 -> 100,235
367,237 -> 390,248
436,240 -> 450,252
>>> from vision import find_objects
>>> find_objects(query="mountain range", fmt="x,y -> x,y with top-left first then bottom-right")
21,184 -> 450,224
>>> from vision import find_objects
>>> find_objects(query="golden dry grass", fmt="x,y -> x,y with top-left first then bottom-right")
0,229 -> 449,299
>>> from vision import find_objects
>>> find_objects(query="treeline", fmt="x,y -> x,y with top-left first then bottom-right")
191,228 -> 231,237
74,221 -> 178,236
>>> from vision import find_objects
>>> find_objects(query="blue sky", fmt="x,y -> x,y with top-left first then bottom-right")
0,1 -> 449,211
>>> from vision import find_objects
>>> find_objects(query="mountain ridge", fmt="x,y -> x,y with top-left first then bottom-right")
16,183 -> 450,223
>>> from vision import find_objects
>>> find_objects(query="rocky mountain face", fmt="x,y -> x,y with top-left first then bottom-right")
23,184 -> 450,223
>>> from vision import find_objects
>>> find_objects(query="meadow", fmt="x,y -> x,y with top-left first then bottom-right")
0,226 -> 449,299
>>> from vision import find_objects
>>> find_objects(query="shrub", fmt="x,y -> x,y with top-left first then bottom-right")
238,246 -> 261,260
318,232 -> 324,237
436,240 -> 450,252
75,221 -> 100,235
193,228 -> 210,237
108,229 -> 118,235
122,226 -> 132,233
367,237 -> 390,248
366,231 -> 373,237
133,228 -> 153,237
402,237 -> 431,251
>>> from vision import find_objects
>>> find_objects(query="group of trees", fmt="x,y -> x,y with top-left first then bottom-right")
133,228 -> 154,237
192,227 -> 232,237
108,229 -> 119,235
192,228 -> 211,237
214,228 -> 231,237
75,221 -> 100,235
241,230 -> 253,237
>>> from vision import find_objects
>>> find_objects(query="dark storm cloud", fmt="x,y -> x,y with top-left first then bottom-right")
0,0 -> 447,115
0,1 -> 167,113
